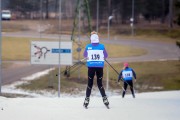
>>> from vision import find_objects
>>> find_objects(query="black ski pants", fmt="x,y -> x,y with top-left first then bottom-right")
122,80 -> 135,97
86,67 -> 106,98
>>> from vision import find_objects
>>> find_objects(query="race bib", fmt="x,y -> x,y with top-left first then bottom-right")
87,50 -> 104,62
122,71 -> 133,78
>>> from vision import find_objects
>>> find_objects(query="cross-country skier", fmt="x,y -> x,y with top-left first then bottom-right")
83,31 -> 109,108
118,62 -> 136,98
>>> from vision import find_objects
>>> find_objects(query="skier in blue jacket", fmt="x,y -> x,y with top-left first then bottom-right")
83,31 -> 109,108
118,62 -> 136,98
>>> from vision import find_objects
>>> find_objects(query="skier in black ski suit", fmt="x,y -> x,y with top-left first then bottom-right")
83,31 -> 109,108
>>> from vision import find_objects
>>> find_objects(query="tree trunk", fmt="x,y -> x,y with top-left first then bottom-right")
169,0 -> 173,28
108,0 -> 111,16
45,0 -> 49,19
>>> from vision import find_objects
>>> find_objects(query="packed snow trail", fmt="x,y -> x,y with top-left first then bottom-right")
0,91 -> 180,120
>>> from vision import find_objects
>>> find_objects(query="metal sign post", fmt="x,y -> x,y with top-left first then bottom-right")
58,0 -> 62,97
0,0 -> 2,94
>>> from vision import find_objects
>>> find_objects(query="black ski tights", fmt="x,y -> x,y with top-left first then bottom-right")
86,67 -> 106,97
122,80 -> 135,98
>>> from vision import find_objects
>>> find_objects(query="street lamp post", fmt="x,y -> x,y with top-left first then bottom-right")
106,16 -> 113,92
108,16 -> 113,41
96,0 -> 99,32
131,0 -> 135,36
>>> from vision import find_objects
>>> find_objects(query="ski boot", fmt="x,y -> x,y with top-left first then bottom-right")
83,97 -> 90,109
103,96 -> 110,109
132,94 -> 135,98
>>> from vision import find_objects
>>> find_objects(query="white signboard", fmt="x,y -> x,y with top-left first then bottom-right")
31,41 -> 73,65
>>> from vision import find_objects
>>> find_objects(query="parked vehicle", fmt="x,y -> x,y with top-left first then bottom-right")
2,10 -> 11,20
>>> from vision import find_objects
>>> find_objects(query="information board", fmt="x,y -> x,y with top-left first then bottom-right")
31,41 -> 73,65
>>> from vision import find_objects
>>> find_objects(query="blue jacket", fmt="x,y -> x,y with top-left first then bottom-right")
83,43 -> 108,68
118,67 -> 136,81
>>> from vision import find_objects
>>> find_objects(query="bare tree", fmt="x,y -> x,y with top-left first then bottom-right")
108,0 -> 112,16
169,0 -> 174,28
45,0 -> 49,19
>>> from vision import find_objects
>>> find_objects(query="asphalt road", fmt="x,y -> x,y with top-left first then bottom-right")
3,32 -> 180,62
2,62 -> 51,85
103,38 -> 180,62
1,32 -> 180,85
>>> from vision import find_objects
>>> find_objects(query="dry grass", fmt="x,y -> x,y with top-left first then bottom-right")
2,37 -> 31,60
16,60 -> 180,94
2,20 -> 30,32
2,37 -> 147,61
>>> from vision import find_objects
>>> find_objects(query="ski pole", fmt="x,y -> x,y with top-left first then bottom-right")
105,59 -> 134,91
56,58 -> 87,76
67,57 -> 87,71
64,58 -> 86,74
105,59 -> 119,75
105,59 -> 126,90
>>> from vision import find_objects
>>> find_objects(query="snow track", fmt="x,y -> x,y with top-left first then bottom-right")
0,91 -> 179,120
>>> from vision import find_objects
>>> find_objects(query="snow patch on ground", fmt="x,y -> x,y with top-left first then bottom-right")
1,68 -> 122,97
2,68 -> 58,97
21,67 -> 55,81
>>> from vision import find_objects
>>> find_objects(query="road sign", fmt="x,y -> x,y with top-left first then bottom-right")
31,41 -> 73,65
